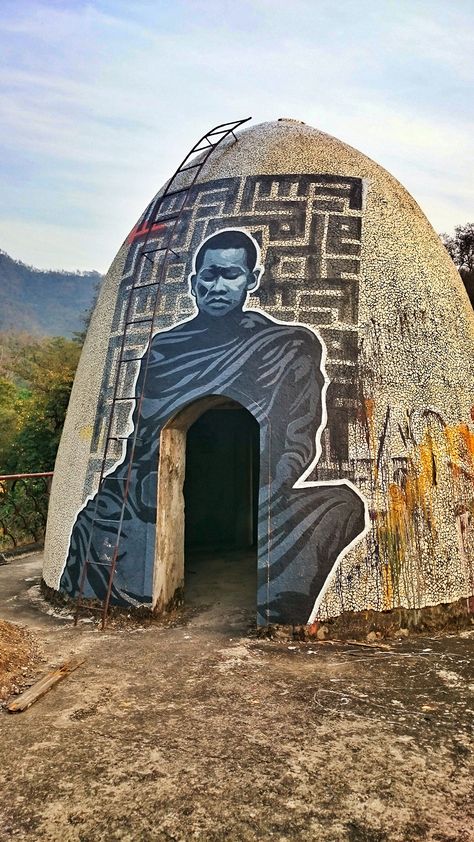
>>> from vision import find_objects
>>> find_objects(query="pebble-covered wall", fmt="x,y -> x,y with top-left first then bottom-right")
43,118 -> 474,624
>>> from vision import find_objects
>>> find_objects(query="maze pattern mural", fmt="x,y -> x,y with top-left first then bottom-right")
85,173 -> 363,496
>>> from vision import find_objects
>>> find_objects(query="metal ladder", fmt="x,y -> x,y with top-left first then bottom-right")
73,117 -> 251,629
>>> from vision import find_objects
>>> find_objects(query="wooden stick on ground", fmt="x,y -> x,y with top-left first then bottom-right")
6,655 -> 85,713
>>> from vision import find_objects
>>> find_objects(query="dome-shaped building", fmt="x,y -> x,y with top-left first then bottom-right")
43,118 -> 474,630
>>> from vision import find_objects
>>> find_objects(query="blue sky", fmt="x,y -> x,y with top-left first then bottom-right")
1,0 -> 473,271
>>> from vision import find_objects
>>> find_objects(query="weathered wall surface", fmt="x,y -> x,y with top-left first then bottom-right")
44,119 -> 474,622
43,246 -> 128,578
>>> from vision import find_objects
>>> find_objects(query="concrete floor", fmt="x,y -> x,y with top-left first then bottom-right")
0,553 -> 473,842
185,547 -> 257,628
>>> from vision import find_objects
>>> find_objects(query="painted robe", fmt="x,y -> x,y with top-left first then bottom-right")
60,308 -> 365,624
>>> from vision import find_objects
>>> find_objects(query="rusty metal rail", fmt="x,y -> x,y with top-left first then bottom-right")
0,472 -> 53,551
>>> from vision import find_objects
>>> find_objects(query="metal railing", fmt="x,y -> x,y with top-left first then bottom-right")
0,472 -> 53,552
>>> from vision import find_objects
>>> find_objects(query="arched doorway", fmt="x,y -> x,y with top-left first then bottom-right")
184,405 -> 259,617
153,396 -> 260,620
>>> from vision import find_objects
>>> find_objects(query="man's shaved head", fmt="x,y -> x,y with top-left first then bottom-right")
194,230 -> 259,275
190,229 -> 262,318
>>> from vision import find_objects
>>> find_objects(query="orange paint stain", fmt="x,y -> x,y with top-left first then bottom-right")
458,423 -> 474,461
444,423 -> 474,481
362,398 -> 474,611
364,398 -> 375,423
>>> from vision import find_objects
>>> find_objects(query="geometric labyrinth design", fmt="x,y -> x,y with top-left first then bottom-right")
86,173 -> 364,495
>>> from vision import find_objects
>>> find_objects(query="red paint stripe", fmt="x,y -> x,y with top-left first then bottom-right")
126,221 -> 166,244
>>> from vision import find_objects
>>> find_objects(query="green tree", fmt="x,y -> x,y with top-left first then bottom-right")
0,376 -> 23,470
441,223 -> 474,307
0,336 -> 82,474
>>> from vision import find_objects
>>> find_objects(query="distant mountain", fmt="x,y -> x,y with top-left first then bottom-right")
0,249 -> 102,337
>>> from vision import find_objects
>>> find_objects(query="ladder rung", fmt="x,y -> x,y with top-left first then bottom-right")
93,518 -> 120,524
125,317 -> 153,326
210,118 -> 249,131
103,437 -> 141,459
112,396 -> 135,402
131,280 -> 159,289
191,137 -> 213,148
108,435 -> 142,443
140,245 -> 181,257
76,603 -> 108,611
81,561 -> 115,571
140,245 -> 167,255
99,476 -> 128,487
179,162 -> 203,172
120,356 -> 143,363
162,187 -> 189,199
151,213 -> 180,225
179,148 -> 214,169
190,143 -> 214,154
142,247 -> 179,259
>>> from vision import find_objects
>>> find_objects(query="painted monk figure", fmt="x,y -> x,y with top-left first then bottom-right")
60,229 -> 367,624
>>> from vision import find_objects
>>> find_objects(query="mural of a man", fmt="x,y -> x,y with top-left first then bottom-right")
60,228 -> 367,624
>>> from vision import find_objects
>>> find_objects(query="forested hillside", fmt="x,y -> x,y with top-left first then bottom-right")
0,332 -> 82,473
0,249 -> 102,337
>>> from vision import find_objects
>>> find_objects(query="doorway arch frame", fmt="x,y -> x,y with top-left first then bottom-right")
152,394 -> 260,612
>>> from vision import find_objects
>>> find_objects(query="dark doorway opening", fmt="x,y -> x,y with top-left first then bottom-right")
183,405 -> 259,620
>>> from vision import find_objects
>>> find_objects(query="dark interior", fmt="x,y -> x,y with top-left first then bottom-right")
184,406 -> 260,551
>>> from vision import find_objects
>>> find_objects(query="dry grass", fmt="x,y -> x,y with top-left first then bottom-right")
0,619 -> 39,701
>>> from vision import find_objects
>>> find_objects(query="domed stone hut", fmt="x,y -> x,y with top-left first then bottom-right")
43,118 -> 474,630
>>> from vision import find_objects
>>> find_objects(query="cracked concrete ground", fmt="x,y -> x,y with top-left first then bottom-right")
0,552 -> 473,842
